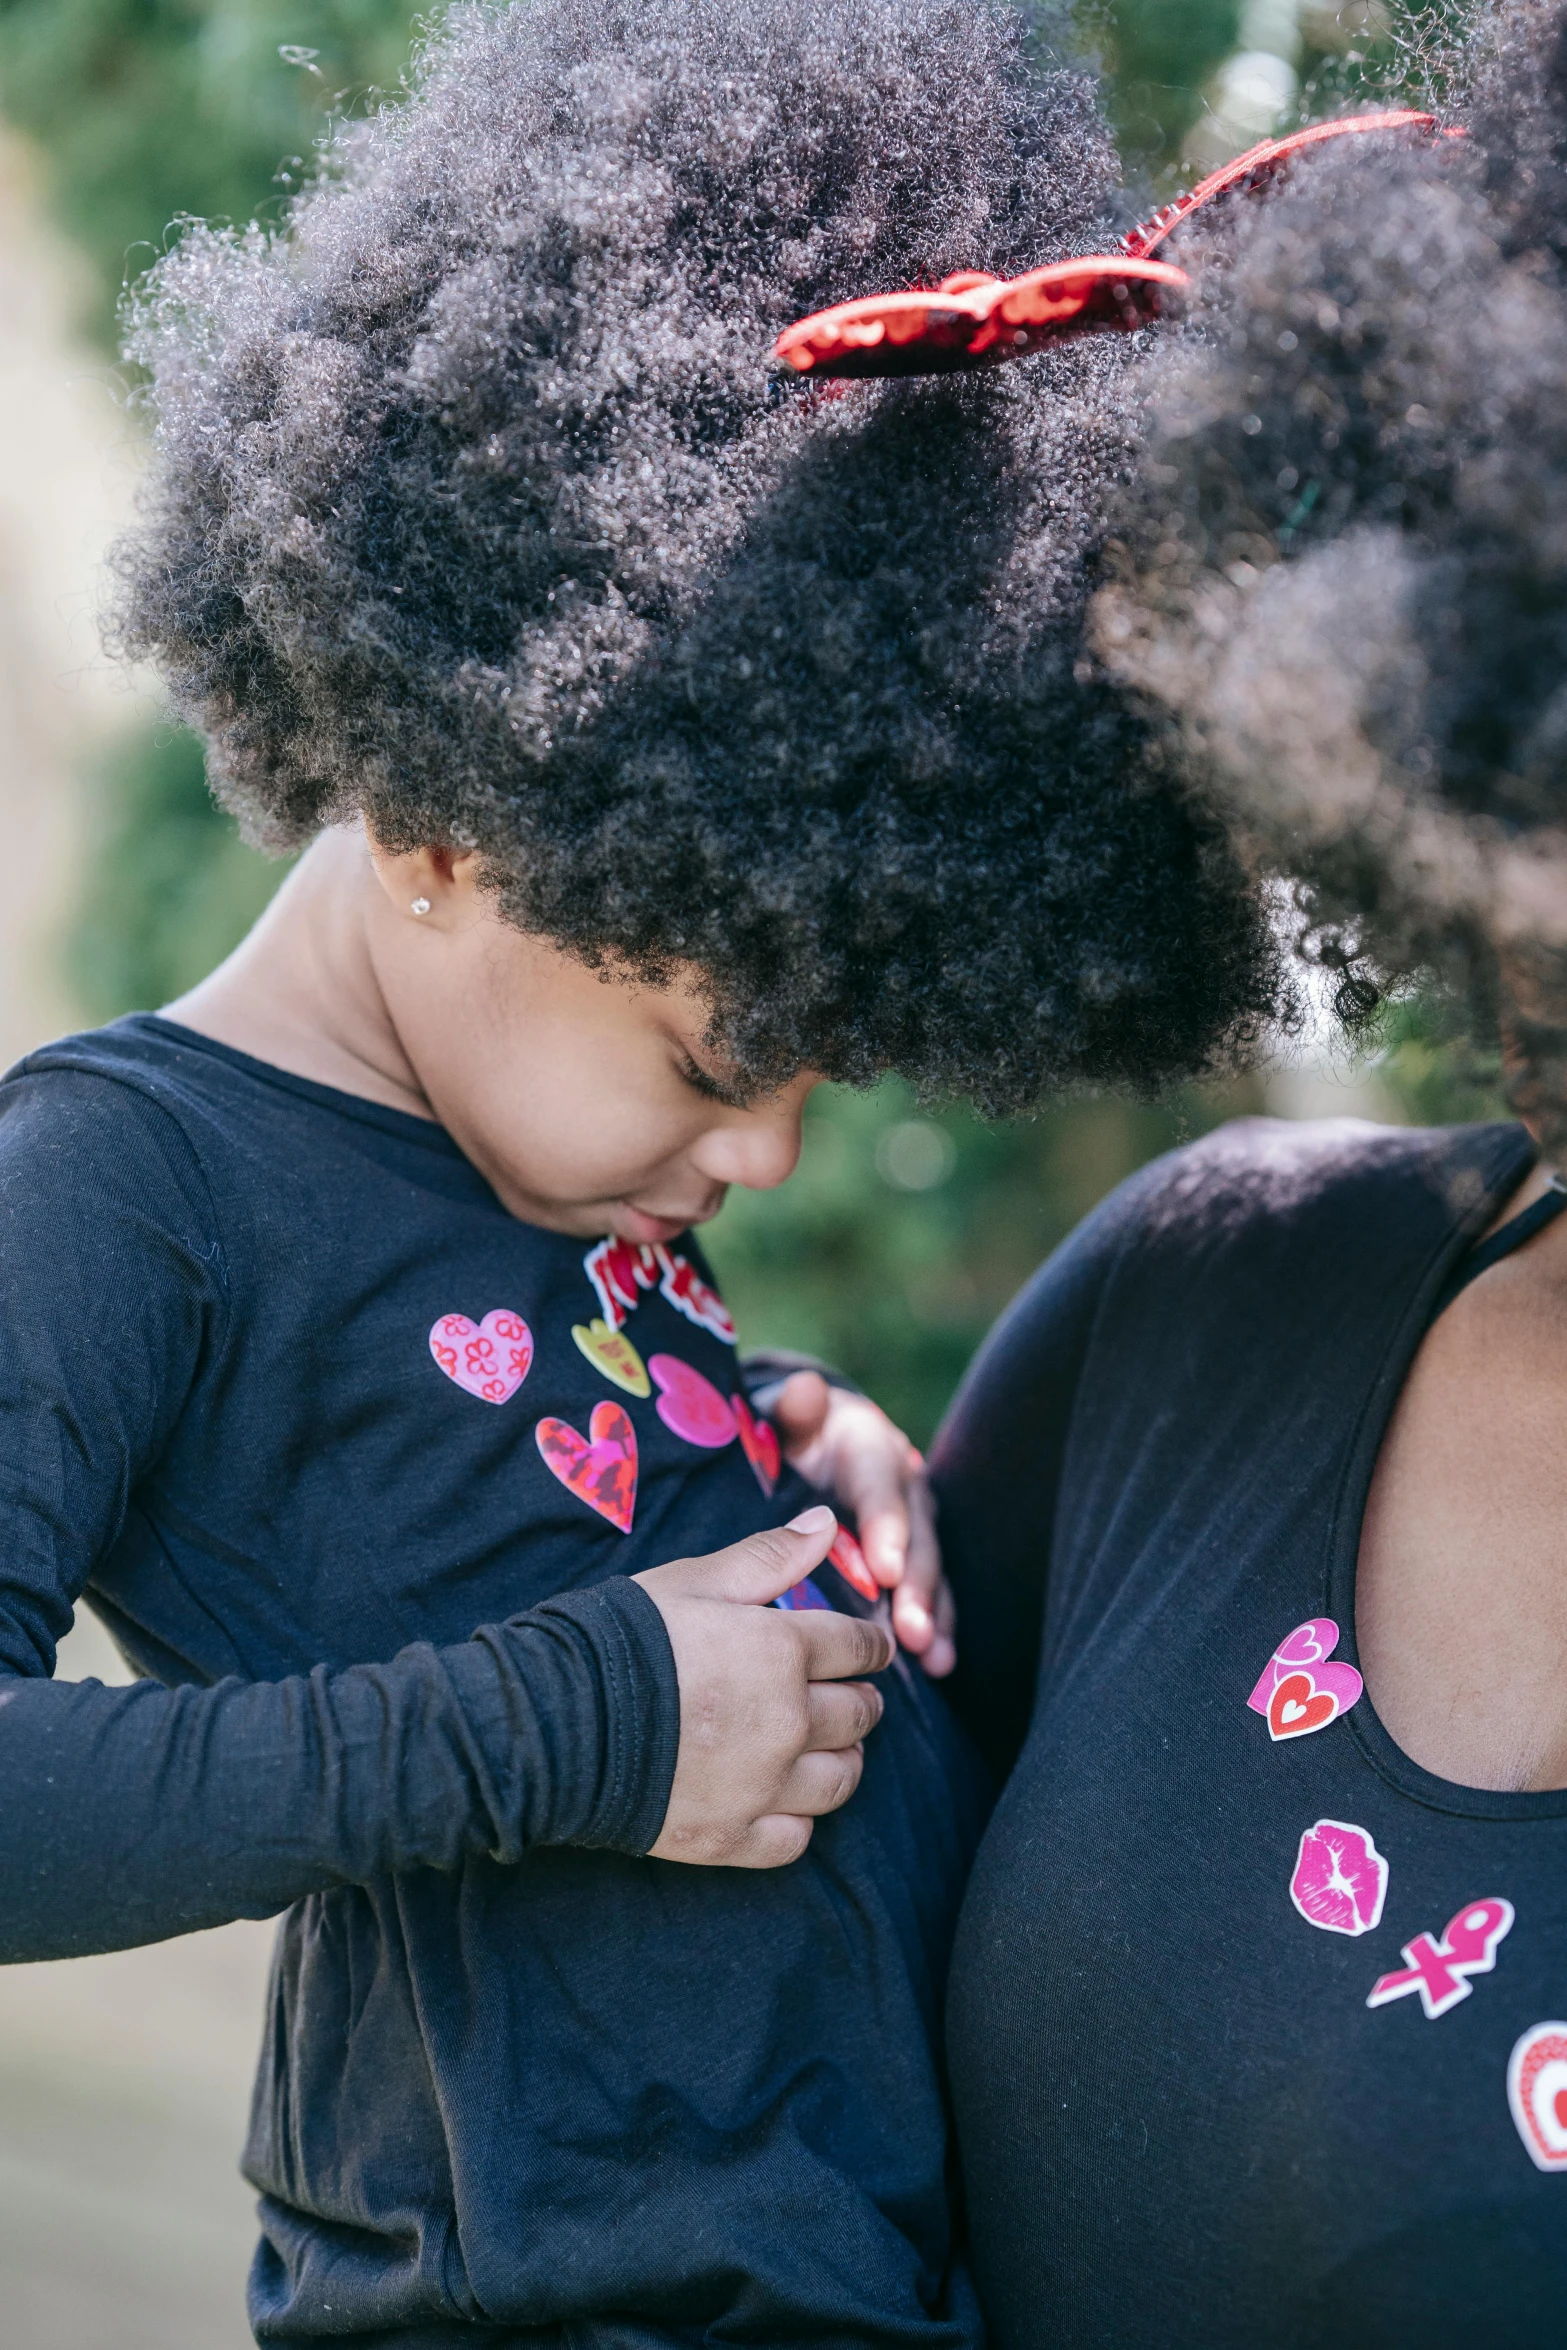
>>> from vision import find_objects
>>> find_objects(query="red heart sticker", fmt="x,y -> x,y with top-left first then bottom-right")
429,1310 -> 534,1404
536,1402 -> 638,1532
829,1527 -> 881,1604
733,1395 -> 781,1495
1268,1670 -> 1339,1742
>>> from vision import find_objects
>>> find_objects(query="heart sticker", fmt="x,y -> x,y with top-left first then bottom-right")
1269,1672 -> 1337,1740
1508,2024 -> 1567,2171
1289,1818 -> 1389,1937
1249,1617 -> 1363,1733
649,1355 -> 737,1449
571,1317 -> 651,1398
828,1527 -> 881,1604
733,1395 -> 781,1495
774,1575 -> 834,1613
429,1310 -> 534,1404
536,1402 -> 638,1532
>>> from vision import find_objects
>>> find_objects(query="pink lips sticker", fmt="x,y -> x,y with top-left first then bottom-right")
1249,1617 -> 1364,1739
1289,1818 -> 1389,1937
1508,2023 -> 1567,2171
429,1310 -> 534,1404
649,1354 -> 737,1449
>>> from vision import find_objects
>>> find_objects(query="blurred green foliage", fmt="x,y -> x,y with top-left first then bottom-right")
5,0 -> 1482,1441
708,1078 -> 1260,1443
0,0 -> 421,343
69,725 -> 288,1018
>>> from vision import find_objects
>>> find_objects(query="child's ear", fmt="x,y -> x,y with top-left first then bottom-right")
363,829 -> 481,925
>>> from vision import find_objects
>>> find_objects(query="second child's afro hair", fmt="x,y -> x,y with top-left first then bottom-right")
1096,0 -> 1567,1143
112,0 -> 1281,1110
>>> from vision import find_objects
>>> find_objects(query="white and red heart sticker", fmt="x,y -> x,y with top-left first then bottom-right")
1509,2023 -> 1567,2171
429,1311 -> 534,1404
1289,1818 -> 1388,1937
1249,1617 -> 1364,1742
1368,1898 -> 1514,2020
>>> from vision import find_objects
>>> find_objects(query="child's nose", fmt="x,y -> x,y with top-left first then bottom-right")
692,1110 -> 804,1194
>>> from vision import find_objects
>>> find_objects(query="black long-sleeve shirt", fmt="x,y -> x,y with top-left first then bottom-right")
0,1016 -> 981,2348
935,1116 -> 1567,2349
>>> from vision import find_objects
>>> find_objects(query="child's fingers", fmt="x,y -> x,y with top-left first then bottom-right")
917,1575 -> 958,1680
765,1368 -> 833,1450
772,1741 -> 867,1819
792,1608 -> 895,1683
637,1505 -> 839,1611
803,1678 -> 883,1751
726,1814 -> 817,1871
891,1476 -> 957,1672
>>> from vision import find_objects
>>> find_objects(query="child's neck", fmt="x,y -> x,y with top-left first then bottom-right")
162,827 -> 438,1120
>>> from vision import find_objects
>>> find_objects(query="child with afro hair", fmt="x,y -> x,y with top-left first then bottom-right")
0,1 -> 1286,2344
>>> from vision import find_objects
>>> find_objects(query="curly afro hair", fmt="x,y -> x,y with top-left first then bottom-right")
111,0 -> 1281,1112
1096,0 -> 1567,1147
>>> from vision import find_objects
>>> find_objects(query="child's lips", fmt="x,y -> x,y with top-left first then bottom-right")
615,1199 -> 719,1244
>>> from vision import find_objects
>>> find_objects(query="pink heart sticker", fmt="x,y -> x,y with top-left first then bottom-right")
1289,1818 -> 1388,1937
648,1354 -> 737,1449
1247,1618 -> 1358,1717
733,1395 -> 781,1495
536,1402 -> 638,1532
429,1310 -> 534,1404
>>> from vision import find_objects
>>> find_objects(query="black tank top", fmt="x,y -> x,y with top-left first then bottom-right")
935,1120 -> 1567,2350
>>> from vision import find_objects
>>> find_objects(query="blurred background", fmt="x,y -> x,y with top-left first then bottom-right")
0,2 -> 1490,2342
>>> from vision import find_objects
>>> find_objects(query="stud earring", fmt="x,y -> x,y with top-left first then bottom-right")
410,896 -> 432,917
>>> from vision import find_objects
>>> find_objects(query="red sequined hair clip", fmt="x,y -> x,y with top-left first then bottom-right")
775,109 -> 1455,381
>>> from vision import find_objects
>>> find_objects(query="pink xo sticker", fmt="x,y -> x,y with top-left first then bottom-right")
1249,1617 -> 1363,1738
1289,1819 -> 1389,1937
429,1310 -> 534,1404
649,1355 -> 737,1449
1368,1899 -> 1514,2020
1508,2024 -> 1567,2171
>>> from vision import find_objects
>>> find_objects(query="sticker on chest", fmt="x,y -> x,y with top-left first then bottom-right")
1508,2024 -> 1567,2170
1289,1818 -> 1389,1937
733,1395 -> 781,1495
1249,1618 -> 1364,1741
535,1402 -> 638,1532
1367,1899 -> 1514,2020
649,1354 -> 737,1448
429,1311 -> 535,1404
582,1237 -> 735,1343
571,1317 -> 651,1397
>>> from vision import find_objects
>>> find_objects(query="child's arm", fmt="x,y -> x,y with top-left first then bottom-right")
0,1507 -> 881,1958
0,1070 -> 885,1957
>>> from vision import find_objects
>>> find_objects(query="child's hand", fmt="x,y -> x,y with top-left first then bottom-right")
761,1372 -> 956,1678
635,1506 -> 893,1869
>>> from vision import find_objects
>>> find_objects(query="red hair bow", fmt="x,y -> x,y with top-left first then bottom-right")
775,109 -> 1456,381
